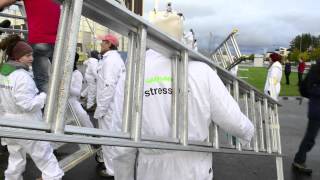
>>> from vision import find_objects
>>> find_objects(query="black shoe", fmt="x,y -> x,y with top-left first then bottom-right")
86,104 -> 96,112
292,162 -> 312,175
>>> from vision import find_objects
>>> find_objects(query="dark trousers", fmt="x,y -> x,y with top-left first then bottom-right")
285,72 -> 291,85
294,117 -> 320,164
298,72 -> 303,85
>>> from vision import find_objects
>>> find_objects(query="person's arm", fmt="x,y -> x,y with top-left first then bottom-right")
0,0 -> 16,9
69,71 -> 83,97
208,68 -> 254,144
13,72 -> 46,112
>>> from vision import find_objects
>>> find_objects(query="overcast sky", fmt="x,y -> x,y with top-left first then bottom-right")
143,0 -> 320,54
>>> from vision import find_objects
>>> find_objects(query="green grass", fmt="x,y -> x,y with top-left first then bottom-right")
238,67 -> 300,96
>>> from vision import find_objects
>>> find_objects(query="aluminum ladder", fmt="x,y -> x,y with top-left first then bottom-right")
0,0 -> 284,179
211,29 -> 243,71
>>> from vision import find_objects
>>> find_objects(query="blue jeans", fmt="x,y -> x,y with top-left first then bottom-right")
32,43 -> 54,93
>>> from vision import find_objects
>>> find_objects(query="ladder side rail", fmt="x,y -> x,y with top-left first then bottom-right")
217,48 -> 227,68
230,35 -> 242,58
179,50 -> 189,146
263,98 -> 272,153
224,42 -> 234,65
242,91 -> 251,149
0,126 -> 281,155
271,106 -> 278,152
232,79 -> 242,151
275,104 -> 282,154
122,32 -> 137,133
44,0 -> 72,125
250,90 -> 259,152
226,83 -> 235,148
49,0 -> 83,134
171,55 -> 179,138
257,99 -> 266,151
131,25 -> 147,142
211,30 -> 238,55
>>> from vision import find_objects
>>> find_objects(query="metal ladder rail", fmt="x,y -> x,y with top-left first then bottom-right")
210,29 -> 242,70
3,1 -> 282,179
74,0 -> 282,176
0,0 -> 282,159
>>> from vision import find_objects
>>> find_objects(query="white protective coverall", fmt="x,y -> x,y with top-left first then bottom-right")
82,57 -> 98,109
264,61 -> 282,100
0,62 -> 64,180
184,31 -> 194,49
136,49 -> 254,180
94,50 -> 126,175
68,69 -> 94,128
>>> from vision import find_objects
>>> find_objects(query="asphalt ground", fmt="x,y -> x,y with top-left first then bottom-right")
0,98 -> 319,180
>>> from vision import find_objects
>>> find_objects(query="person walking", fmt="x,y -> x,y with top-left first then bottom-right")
68,53 -> 94,128
0,34 -> 64,180
264,52 -> 283,100
292,60 -> 320,175
94,34 -> 125,177
82,50 -> 99,111
298,58 -> 306,85
284,60 -> 291,85
0,0 -> 61,93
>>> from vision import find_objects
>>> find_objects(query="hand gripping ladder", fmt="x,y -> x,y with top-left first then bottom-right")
0,0 -> 284,179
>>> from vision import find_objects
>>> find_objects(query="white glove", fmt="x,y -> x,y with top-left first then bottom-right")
38,92 -> 47,108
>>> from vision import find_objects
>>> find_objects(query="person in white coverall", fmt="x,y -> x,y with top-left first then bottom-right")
111,9 -> 254,180
184,29 -> 195,49
264,52 -> 282,100
0,35 -> 63,180
93,34 -> 126,177
137,49 -> 254,180
68,53 -> 94,128
81,50 -> 99,110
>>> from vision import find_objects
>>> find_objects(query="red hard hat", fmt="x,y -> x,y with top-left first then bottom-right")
98,34 -> 119,47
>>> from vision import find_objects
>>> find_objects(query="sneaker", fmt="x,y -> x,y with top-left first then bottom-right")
292,162 -> 312,175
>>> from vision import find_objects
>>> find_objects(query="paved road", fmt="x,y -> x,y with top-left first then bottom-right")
0,98 -> 319,180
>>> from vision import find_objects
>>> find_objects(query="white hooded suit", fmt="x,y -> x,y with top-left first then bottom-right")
264,61 -> 282,100
112,49 -> 254,180
0,62 -> 64,180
